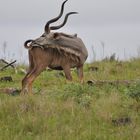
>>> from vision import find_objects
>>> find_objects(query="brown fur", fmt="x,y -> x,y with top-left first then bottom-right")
21,46 -> 84,94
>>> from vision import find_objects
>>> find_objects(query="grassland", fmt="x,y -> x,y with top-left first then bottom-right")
0,58 -> 140,140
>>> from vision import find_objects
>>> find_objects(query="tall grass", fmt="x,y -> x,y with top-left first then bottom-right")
0,59 -> 140,140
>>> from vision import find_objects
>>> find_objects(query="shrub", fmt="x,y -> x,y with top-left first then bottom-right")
127,82 -> 140,101
60,83 -> 95,107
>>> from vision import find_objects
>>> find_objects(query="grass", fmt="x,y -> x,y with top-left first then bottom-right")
0,58 -> 140,140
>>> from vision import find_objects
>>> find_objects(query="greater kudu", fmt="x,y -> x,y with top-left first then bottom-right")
21,0 -> 88,94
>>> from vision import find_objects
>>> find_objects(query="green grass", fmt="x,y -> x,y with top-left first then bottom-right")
0,58 -> 140,140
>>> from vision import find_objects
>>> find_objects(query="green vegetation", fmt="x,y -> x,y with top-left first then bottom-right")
0,58 -> 140,140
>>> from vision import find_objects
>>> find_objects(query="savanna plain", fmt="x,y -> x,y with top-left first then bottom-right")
0,58 -> 140,140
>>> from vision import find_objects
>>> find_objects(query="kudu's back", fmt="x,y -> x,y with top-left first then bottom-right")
29,32 -> 88,69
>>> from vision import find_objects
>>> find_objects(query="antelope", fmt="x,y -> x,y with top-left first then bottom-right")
21,0 -> 88,94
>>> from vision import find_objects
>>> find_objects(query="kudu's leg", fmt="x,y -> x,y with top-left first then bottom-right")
25,65 -> 46,94
21,65 -> 34,91
77,65 -> 84,84
63,65 -> 72,81
21,51 -> 35,95
21,68 -> 35,95
21,73 -> 30,95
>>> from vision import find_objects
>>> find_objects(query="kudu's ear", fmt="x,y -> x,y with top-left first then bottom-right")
53,33 -> 61,40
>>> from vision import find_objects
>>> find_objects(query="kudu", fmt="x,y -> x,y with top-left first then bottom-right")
21,0 -> 88,94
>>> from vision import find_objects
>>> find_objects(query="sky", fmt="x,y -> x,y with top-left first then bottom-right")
0,0 -> 140,63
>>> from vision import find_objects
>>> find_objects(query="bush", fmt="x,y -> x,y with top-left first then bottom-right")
127,82 -> 140,101
60,83 -> 95,107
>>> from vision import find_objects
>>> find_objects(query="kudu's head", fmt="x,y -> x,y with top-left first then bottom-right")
26,0 -> 78,47
44,0 -> 77,34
